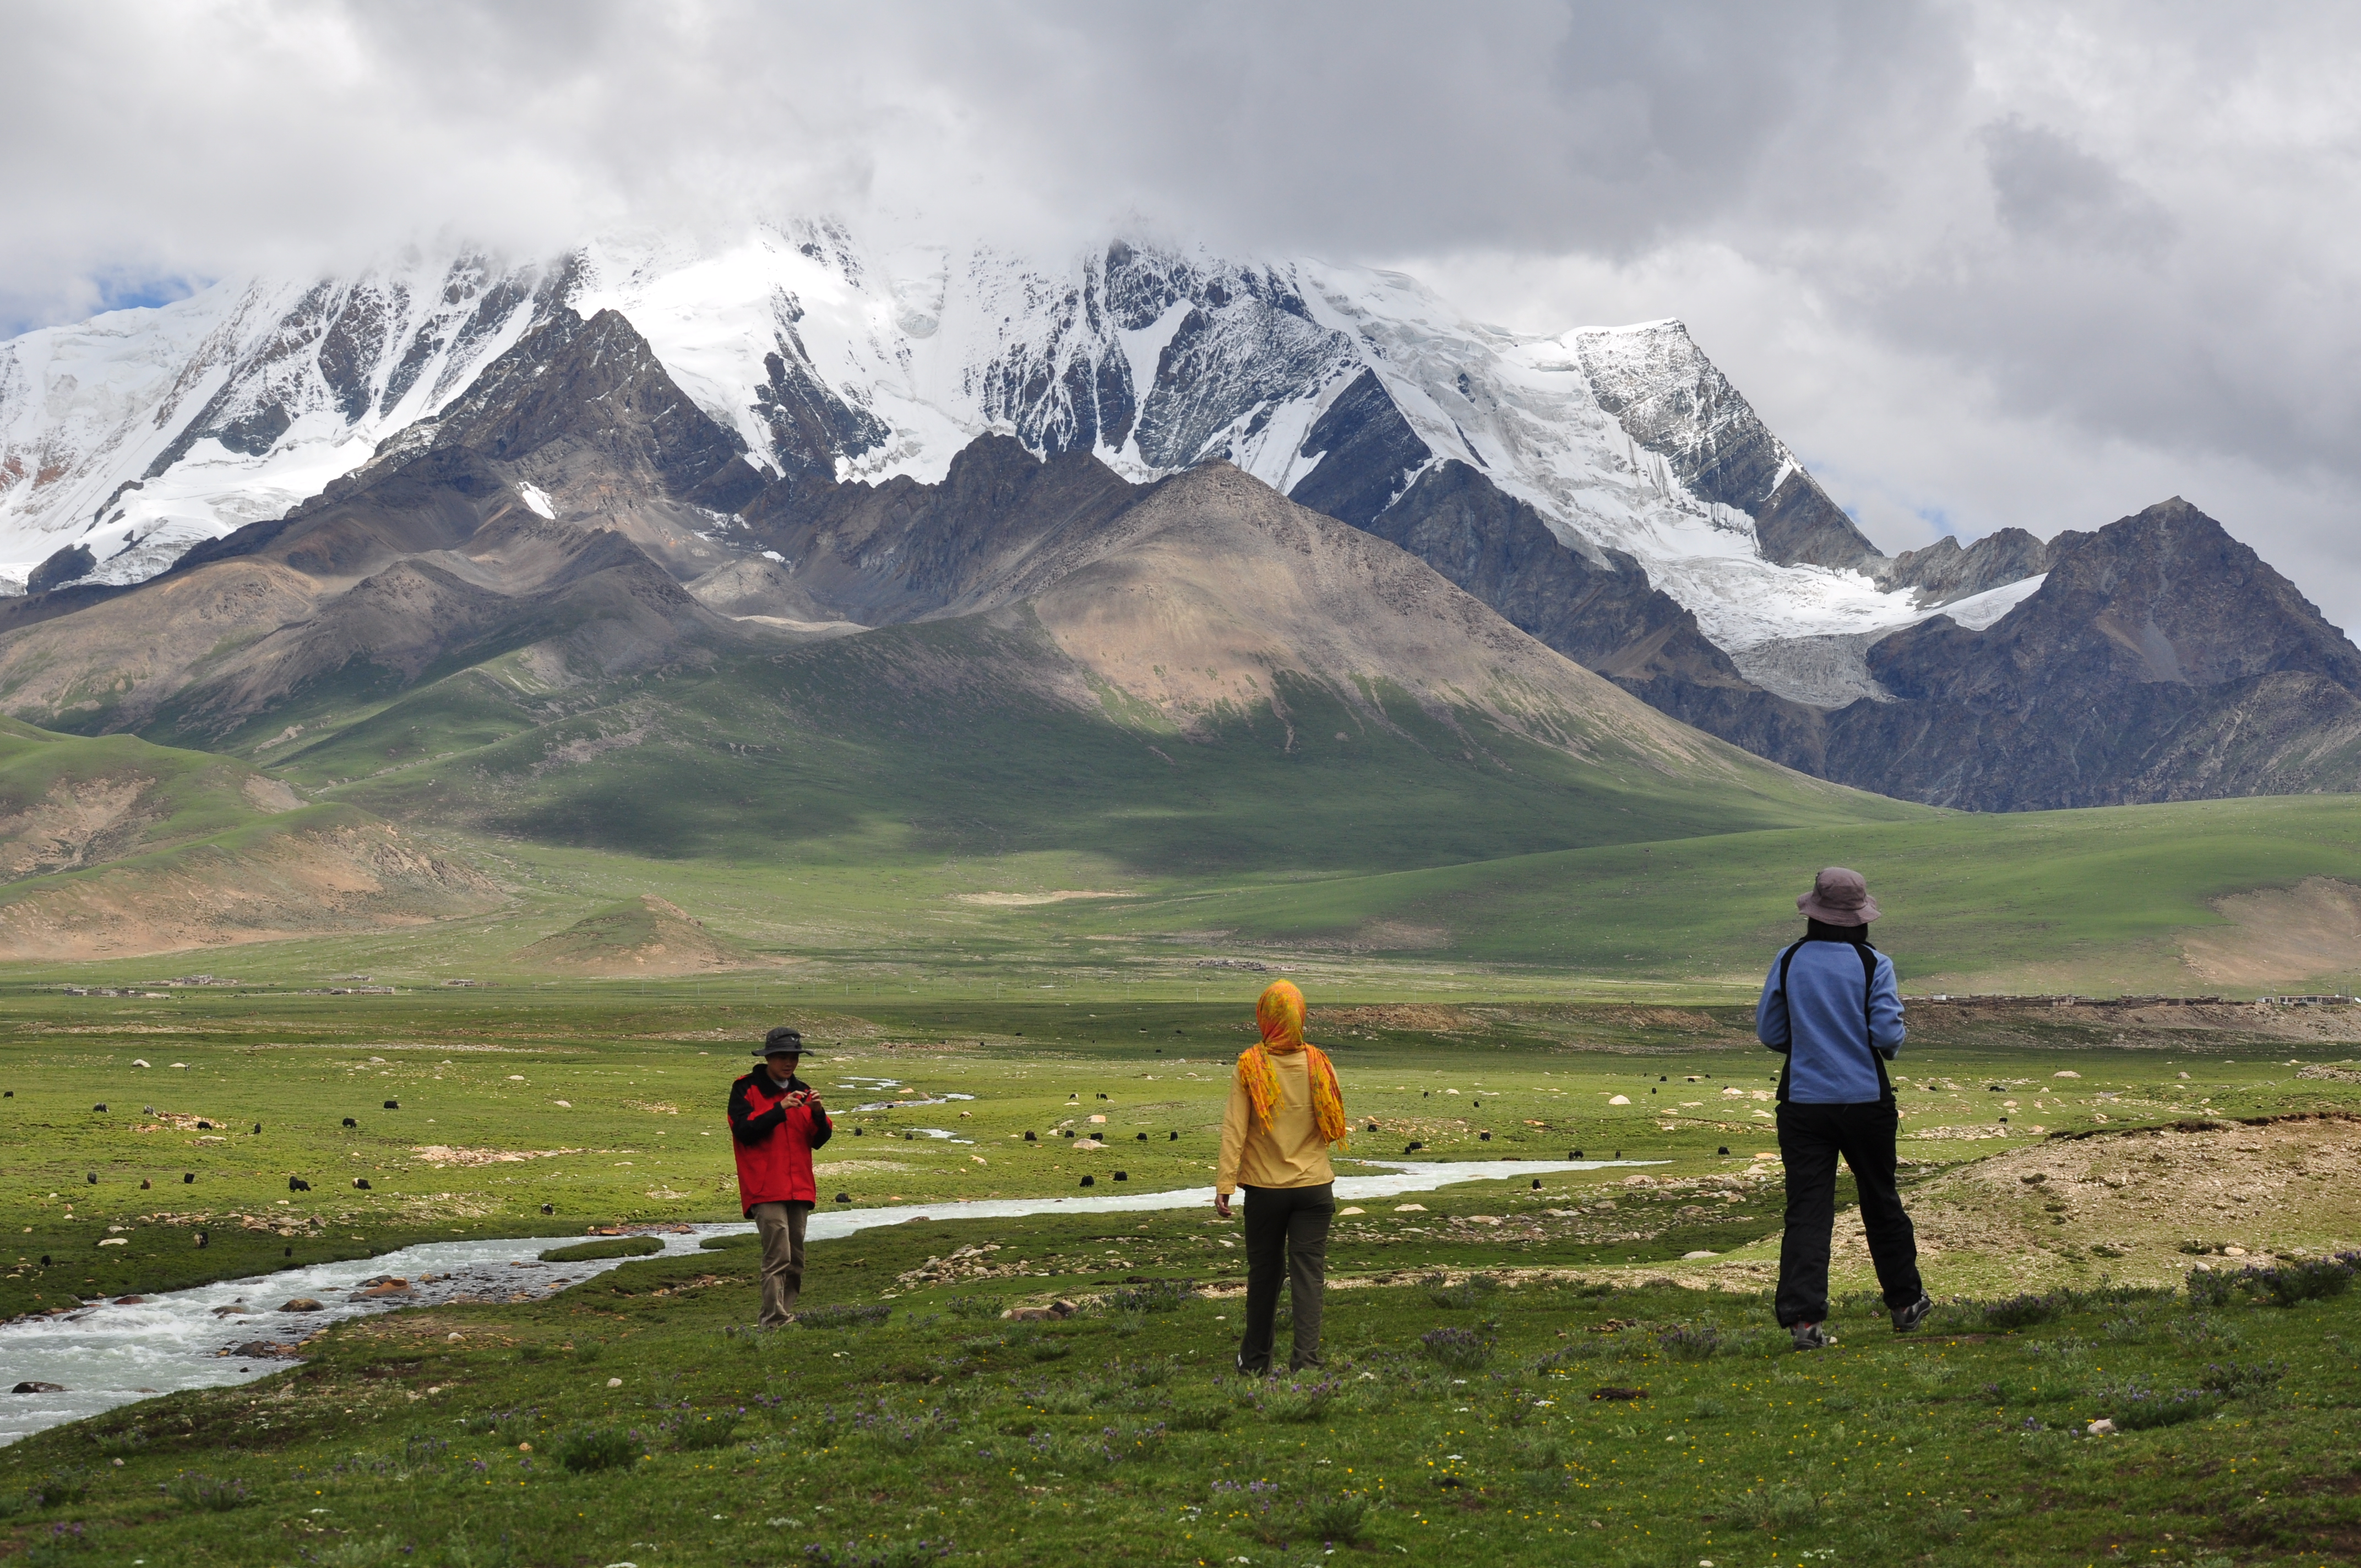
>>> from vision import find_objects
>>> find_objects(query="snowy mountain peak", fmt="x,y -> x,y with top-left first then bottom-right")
0,225 -> 2005,671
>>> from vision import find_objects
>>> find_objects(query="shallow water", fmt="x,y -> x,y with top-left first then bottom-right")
0,1157 -> 1651,1444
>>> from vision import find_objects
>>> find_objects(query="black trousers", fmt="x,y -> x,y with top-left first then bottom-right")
1237,1182 -> 1334,1374
1775,1100 -> 1923,1327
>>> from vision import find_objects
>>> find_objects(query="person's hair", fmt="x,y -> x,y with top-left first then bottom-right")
763,1026 -> 803,1053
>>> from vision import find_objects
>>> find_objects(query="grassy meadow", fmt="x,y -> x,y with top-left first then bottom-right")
4,986 -> 2361,1561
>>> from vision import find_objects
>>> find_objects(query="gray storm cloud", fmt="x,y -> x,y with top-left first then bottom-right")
5,0 -> 2358,623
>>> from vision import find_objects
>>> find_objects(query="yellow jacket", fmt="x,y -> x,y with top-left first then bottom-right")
1217,1049 -> 1335,1194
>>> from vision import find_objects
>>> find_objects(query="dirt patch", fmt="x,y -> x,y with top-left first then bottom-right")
648,1014 -> 883,1043
1310,1005 -> 1483,1033
2182,877 -> 2361,987
0,817 -> 499,961
511,894 -> 775,975
1871,1114 -> 2361,1281
0,776 -> 151,880
239,775 -> 302,814
408,1146 -> 580,1167
953,889 -> 1133,907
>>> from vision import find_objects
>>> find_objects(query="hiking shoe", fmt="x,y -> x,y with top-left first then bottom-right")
1891,1291 -> 1934,1333
1789,1321 -> 1833,1352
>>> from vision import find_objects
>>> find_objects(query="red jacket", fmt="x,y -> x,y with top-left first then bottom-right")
728,1070 -> 833,1212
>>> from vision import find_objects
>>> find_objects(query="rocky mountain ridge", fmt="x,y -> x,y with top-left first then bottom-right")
4,249 -> 2355,816
1,225 -> 2033,677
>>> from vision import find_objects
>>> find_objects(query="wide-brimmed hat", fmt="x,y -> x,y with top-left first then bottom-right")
1797,866 -> 1880,925
754,1026 -> 804,1058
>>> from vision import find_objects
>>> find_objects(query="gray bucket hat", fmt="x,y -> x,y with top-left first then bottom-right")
755,1026 -> 804,1058
1798,867 -> 1880,925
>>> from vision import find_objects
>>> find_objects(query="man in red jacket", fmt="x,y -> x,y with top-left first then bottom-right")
729,1027 -> 833,1326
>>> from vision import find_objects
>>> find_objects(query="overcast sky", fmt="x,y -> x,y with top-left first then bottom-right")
7,0 -> 2358,625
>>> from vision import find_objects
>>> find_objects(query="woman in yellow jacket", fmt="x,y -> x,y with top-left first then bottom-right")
1215,981 -> 1350,1375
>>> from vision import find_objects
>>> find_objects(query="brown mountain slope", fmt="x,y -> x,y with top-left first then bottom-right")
510,894 -> 771,974
0,717 -> 497,960
990,462 -> 1873,800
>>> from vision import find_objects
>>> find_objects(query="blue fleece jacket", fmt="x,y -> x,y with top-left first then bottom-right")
1756,937 -> 1907,1104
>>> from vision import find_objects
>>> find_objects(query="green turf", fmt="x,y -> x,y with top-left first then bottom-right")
3,1215 -> 2357,1565
3,993 -> 2359,1561
3,987 -> 2355,1317
263,627 -> 1909,876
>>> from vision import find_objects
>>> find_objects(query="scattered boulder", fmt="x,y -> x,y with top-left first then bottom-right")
12,1381 -> 66,1393
1002,1300 -> 1078,1322
278,1298 -> 324,1313
229,1340 -> 300,1359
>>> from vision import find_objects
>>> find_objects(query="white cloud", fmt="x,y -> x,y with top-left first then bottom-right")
5,0 -> 2358,625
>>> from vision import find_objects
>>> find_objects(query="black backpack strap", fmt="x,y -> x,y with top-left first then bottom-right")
1772,942 -> 1800,1103
1859,941 -> 1894,1104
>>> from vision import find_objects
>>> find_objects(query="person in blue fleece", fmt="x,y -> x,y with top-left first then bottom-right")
1758,866 -> 1932,1349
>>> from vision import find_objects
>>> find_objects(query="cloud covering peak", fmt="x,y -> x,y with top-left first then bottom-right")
8,1 -> 2359,623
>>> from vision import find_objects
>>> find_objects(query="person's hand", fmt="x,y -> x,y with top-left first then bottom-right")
1214,1193 -> 1232,1219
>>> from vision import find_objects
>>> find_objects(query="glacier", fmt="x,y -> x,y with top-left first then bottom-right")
0,222 -> 1992,668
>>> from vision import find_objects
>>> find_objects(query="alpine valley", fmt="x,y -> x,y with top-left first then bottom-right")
2,223 -> 2359,987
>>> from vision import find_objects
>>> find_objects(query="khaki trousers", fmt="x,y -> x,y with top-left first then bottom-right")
750,1200 -> 812,1326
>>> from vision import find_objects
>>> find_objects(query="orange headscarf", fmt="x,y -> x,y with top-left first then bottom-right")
1236,981 -> 1348,1146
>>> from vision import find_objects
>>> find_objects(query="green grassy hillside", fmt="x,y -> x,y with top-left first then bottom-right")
263,617 -> 1915,878
1039,794 -> 2361,993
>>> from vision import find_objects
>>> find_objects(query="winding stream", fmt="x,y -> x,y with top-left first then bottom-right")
0,1157 -> 1652,1444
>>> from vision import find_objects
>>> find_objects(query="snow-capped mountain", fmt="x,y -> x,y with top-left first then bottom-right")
0,222 -> 1996,680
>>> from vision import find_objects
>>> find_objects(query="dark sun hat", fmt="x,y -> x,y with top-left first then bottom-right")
756,1026 -> 804,1058
1797,866 -> 1879,925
